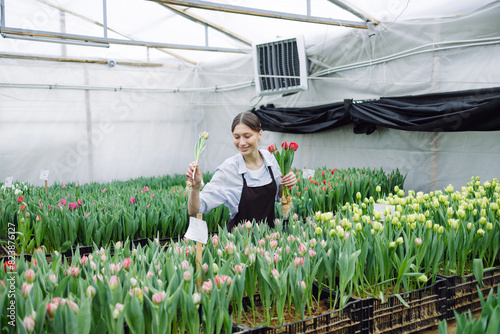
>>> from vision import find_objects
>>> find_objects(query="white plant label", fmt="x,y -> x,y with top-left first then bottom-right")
184,216 -> 208,244
39,169 -> 49,181
5,177 -> 13,188
303,168 -> 315,179
373,203 -> 395,222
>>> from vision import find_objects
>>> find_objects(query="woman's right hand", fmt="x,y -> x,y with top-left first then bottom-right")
186,161 -> 203,189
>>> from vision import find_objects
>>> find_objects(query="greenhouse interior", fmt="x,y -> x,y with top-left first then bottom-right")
1,0 -> 500,333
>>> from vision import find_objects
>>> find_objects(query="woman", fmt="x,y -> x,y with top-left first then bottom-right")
186,111 -> 297,231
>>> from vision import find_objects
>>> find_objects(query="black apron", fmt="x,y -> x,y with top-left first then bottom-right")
226,166 -> 277,231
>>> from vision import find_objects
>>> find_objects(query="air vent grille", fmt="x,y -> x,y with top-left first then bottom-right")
253,36 -> 308,96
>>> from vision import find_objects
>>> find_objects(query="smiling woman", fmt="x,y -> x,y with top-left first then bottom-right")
186,111 -> 297,231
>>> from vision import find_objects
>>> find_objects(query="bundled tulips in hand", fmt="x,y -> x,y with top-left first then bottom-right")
186,131 -> 209,188
268,141 -> 298,218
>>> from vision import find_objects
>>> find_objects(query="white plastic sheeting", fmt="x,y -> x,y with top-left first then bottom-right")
1,0 -> 499,193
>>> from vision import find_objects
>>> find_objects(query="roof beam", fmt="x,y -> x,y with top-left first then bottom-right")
159,4 -> 252,46
0,27 -> 251,53
35,0 -> 197,64
326,0 -> 379,25
150,0 -> 369,29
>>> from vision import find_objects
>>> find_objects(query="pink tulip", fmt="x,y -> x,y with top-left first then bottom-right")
144,186 -> 150,192
60,199 -> 67,206
298,243 -> 307,256
67,300 -> 79,313
152,292 -> 166,304
123,258 -> 131,271
77,199 -> 82,207
183,271 -> 191,282
25,269 -> 36,283
22,283 -> 33,298
80,255 -> 88,266
102,188 -> 106,194
69,266 -> 80,278
129,197 -> 136,204
202,280 -> 213,295
294,257 -> 305,268
47,302 -> 58,318
273,253 -> 280,263
234,264 -> 244,275
23,316 -> 35,332
61,184 -> 67,190
212,235 -> 219,247
298,281 -> 306,290
271,269 -> 280,279
109,275 -> 119,290
214,275 -> 226,288
202,263 -> 209,272
181,260 -> 189,271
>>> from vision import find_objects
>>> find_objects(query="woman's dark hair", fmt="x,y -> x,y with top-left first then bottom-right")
231,112 -> 262,133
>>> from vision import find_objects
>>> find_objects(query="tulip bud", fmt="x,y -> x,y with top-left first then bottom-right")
389,241 -> 396,249
486,222 -> 493,231
477,228 -> 485,236
86,286 -> 96,298
417,274 -> 428,283
426,220 -> 433,229
22,283 -> 33,298
396,237 -> 404,245
109,275 -> 119,290
25,269 -> 36,283
23,316 -> 35,333
202,280 -> 213,294
152,292 -> 166,305
415,238 -> 422,246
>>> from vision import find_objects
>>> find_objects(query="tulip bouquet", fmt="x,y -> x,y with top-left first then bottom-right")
186,131 -> 209,188
268,141 -> 299,218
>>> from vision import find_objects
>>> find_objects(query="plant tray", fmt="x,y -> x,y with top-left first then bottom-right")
439,266 -> 500,320
232,292 -> 366,334
369,276 -> 448,334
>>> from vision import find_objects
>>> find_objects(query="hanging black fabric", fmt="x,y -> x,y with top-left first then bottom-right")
251,86 -> 500,134
251,101 -> 350,134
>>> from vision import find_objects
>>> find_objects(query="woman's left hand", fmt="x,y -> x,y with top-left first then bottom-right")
281,171 -> 297,187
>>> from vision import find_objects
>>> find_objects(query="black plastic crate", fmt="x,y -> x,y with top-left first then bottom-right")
439,266 -> 500,320
369,276 -> 448,334
231,292 -> 364,334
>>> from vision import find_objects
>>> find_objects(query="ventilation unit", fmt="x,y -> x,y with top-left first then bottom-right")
253,36 -> 308,97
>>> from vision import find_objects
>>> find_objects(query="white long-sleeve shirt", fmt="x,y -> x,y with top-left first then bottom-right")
199,149 -> 282,220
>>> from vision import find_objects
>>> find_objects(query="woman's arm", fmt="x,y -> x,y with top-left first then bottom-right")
186,162 -> 203,216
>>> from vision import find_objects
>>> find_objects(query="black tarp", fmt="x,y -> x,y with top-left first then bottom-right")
251,86 -> 500,134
